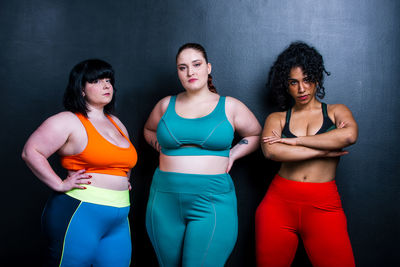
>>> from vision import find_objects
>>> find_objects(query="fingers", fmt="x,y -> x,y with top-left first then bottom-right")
338,121 -> 347,129
272,130 -> 281,137
64,169 -> 92,190
262,136 -> 280,144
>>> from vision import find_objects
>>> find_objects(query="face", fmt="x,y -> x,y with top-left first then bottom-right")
287,67 -> 317,105
176,48 -> 211,92
83,78 -> 113,108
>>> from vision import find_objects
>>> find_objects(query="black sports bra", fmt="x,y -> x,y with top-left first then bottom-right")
281,103 -> 336,138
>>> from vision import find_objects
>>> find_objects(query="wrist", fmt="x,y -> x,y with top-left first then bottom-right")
54,179 -> 65,192
295,137 -> 302,146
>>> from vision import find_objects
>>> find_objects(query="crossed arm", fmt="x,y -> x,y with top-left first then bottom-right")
262,104 -> 358,162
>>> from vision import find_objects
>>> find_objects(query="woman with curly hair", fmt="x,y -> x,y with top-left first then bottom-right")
256,42 -> 357,267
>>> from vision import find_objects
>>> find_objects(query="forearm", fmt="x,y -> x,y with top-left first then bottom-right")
296,128 -> 357,150
144,128 -> 160,152
22,150 -> 63,191
262,142 -> 326,162
229,135 -> 260,161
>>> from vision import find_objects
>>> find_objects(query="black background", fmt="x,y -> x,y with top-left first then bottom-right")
1,0 -> 399,266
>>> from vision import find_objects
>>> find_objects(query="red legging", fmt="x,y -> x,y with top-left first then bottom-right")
255,174 -> 355,267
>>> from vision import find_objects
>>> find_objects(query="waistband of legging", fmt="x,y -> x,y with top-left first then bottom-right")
65,185 -> 130,207
151,167 -> 234,194
268,174 -> 341,203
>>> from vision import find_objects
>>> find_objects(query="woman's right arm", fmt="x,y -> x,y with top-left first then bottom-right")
261,113 -> 348,162
143,96 -> 170,151
22,112 -> 91,192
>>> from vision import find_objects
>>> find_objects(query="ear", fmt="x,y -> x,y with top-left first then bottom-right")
82,90 -> 85,97
207,62 -> 212,74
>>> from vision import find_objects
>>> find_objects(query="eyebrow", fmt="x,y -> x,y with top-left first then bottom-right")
177,59 -> 202,67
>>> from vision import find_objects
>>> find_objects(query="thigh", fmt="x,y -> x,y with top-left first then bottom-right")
94,207 -> 131,267
255,192 -> 299,267
146,189 -> 185,267
301,204 -> 355,267
42,193 -> 98,267
182,190 -> 238,267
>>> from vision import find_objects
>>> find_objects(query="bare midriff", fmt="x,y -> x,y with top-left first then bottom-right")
159,153 -> 229,174
278,157 -> 339,183
67,171 -> 130,191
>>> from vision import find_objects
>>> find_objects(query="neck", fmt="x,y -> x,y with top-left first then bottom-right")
293,98 -> 320,111
182,87 -> 213,100
86,105 -> 106,119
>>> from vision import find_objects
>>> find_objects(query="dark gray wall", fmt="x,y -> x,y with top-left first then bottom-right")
1,0 -> 399,266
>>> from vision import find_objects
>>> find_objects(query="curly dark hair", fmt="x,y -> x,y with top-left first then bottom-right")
176,43 -> 217,93
267,41 -> 330,110
63,59 -> 116,117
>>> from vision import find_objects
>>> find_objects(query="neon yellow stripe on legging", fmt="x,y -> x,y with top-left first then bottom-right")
59,202 -> 83,267
66,185 -> 130,207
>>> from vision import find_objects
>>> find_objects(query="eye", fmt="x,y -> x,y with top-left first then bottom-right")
289,80 -> 297,86
90,79 -> 99,84
105,79 -> 111,83
178,66 -> 186,71
194,63 -> 201,67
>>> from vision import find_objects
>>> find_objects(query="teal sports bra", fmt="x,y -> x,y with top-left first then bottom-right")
156,95 -> 234,157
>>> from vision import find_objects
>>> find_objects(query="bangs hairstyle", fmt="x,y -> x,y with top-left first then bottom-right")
63,59 -> 116,117
267,42 -> 330,110
176,43 -> 217,93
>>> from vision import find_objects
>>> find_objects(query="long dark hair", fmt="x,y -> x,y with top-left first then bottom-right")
267,42 -> 330,110
63,59 -> 116,117
176,43 -> 217,93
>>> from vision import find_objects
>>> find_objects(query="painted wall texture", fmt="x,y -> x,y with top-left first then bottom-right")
1,0 -> 399,266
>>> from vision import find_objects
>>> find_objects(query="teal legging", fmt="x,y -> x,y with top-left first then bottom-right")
146,168 -> 238,267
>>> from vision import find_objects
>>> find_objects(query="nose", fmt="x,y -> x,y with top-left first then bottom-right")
298,82 -> 305,93
187,67 -> 194,76
102,79 -> 111,88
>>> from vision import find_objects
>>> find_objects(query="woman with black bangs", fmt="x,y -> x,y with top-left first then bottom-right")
256,42 -> 357,267
22,59 -> 137,266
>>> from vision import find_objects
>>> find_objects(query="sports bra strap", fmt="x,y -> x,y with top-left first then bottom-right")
285,107 -> 292,123
105,115 -> 127,138
322,102 -> 328,117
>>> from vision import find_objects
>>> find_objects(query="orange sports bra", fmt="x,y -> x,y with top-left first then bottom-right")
60,113 -> 137,177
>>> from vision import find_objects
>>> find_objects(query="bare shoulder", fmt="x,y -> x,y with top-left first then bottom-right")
42,111 -> 81,129
225,96 -> 250,114
265,111 -> 285,124
155,95 -> 172,114
327,103 -> 353,116
225,96 -> 245,106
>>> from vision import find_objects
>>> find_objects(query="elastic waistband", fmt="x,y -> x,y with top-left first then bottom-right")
66,185 -> 130,207
268,174 -> 340,203
151,168 -> 234,194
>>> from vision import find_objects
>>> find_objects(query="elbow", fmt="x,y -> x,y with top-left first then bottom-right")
21,147 -> 31,164
262,146 -> 279,161
344,132 -> 357,146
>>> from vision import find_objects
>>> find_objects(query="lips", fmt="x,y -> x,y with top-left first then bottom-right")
188,78 -> 198,83
298,95 -> 309,101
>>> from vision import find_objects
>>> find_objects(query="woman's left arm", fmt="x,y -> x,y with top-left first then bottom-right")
226,97 -> 262,172
264,104 -> 358,150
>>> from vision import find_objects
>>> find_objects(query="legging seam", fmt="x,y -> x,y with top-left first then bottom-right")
150,191 -> 164,267
201,196 -> 217,267
59,201 -> 83,267
127,217 -> 131,267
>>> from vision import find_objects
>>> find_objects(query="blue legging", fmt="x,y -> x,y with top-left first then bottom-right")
146,168 -> 238,267
41,192 -> 131,267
